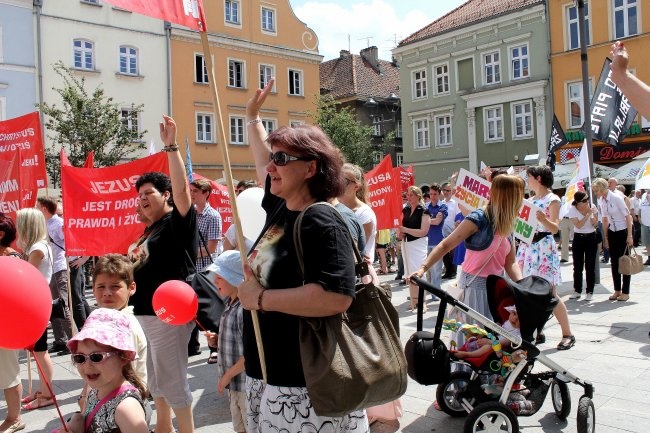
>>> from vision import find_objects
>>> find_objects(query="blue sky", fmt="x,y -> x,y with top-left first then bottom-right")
290,0 -> 468,60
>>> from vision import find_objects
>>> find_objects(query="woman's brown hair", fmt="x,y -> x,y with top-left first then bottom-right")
486,175 -> 524,236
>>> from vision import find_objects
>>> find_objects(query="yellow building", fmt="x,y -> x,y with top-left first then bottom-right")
170,0 -> 322,181
549,0 -> 650,168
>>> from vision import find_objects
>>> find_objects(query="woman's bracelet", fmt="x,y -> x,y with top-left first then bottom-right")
162,144 -> 179,152
247,118 -> 262,126
257,288 -> 267,313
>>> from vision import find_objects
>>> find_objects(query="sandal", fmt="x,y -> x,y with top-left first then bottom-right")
608,291 -> 621,300
557,335 -> 576,351
21,394 -> 54,411
206,351 -> 219,365
535,332 -> 546,345
20,392 -> 41,404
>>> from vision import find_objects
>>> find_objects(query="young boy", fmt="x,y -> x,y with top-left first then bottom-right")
454,305 -> 520,359
205,250 -> 246,433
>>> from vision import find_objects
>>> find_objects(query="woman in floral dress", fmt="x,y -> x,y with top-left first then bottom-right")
517,166 -> 575,350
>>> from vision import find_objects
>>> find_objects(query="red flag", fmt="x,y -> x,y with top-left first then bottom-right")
101,0 -> 206,31
364,155 -> 402,230
61,153 -> 169,255
395,165 -> 414,192
192,173 -> 232,233
83,151 -> 95,168
0,112 -> 46,189
60,149 -> 71,166
0,150 -> 36,221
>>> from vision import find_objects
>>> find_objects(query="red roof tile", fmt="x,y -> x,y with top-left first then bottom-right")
399,0 -> 544,47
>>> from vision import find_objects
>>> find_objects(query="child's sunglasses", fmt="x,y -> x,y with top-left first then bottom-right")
269,151 -> 312,166
71,351 -> 119,365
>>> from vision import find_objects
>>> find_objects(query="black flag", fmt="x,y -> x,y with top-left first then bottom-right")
546,114 -> 568,171
589,58 -> 637,148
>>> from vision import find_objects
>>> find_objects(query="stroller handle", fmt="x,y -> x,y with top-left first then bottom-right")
410,277 -> 455,304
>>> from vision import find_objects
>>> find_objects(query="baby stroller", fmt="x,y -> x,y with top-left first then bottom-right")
405,276 -> 595,433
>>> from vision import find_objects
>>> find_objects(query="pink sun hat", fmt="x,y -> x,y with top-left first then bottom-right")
67,308 -> 136,360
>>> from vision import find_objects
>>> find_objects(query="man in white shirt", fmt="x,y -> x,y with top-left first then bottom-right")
630,190 -> 642,247
639,191 -> 650,265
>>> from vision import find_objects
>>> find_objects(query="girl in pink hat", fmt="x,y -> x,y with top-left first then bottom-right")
54,308 -> 149,433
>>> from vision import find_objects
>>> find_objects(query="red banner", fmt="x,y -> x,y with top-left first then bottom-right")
0,112 -> 46,189
61,153 -> 169,256
0,150 -> 36,222
102,0 -> 206,31
84,151 -> 95,168
192,173 -> 232,233
395,165 -> 414,192
365,155 -> 402,230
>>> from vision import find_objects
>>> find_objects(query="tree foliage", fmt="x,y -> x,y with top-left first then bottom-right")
38,61 -> 147,186
312,95 -> 388,170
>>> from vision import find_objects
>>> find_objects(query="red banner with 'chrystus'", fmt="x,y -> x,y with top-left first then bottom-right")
101,0 -> 206,31
61,153 -> 169,256
0,112 -> 46,189
365,155 -> 402,230
192,173 -> 232,233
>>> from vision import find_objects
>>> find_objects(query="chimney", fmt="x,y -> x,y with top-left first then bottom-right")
360,46 -> 379,71
339,50 -> 350,58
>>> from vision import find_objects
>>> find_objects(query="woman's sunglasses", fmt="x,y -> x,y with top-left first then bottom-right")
71,351 -> 119,365
269,151 -> 312,166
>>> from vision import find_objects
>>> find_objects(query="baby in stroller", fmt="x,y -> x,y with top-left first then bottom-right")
453,304 -> 520,360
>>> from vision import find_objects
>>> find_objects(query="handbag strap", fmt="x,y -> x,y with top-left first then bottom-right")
85,383 -> 137,431
293,202 -> 366,280
197,230 -> 214,264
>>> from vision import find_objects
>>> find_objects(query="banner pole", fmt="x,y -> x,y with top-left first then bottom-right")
199,31 -> 267,382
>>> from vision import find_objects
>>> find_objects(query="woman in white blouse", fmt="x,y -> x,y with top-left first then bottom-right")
567,191 -> 598,301
592,178 -> 634,301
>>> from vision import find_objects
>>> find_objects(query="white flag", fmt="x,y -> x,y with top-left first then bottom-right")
560,140 -> 589,218
636,157 -> 650,190
148,139 -> 156,155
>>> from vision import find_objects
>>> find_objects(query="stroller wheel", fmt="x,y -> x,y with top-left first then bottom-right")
464,401 -> 519,433
551,379 -> 571,420
577,396 -> 596,433
436,371 -> 474,417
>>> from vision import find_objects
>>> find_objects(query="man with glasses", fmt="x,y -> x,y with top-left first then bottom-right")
441,182 -> 459,279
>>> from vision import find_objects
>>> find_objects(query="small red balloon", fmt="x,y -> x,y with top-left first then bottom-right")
0,257 -> 52,349
152,280 -> 198,325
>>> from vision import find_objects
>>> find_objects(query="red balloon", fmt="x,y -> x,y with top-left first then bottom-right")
0,257 -> 52,349
152,280 -> 198,325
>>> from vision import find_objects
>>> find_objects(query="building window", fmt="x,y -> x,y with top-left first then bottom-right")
613,0 -> 638,39
259,64 -> 274,89
396,152 -> 403,165
483,51 -> 500,85
288,69 -> 303,96
484,106 -> 503,141
412,68 -> 427,99
225,0 -> 240,25
228,59 -> 245,88
510,44 -> 529,80
413,119 -> 429,149
73,39 -> 94,70
261,119 -> 276,135
372,115 -> 383,136
372,152 -> 382,164
195,54 -> 208,83
567,3 -> 590,50
512,101 -> 533,138
119,46 -> 138,75
120,108 -> 139,133
230,116 -> 245,144
196,113 -> 214,143
395,119 -> 402,138
261,7 -> 276,32
433,63 -> 449,95
435,115 -> 452,147
568,82 -> 584,128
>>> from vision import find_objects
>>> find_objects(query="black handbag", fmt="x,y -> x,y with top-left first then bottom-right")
404,284 -> 451,385
184,249 -> 225,332
50,297 -> 67,320
294,203 -> 408,417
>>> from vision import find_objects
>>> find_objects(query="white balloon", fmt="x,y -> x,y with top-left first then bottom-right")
235,187 -> 266,241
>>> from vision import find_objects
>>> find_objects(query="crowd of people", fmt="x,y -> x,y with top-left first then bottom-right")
1,40 -> 649,433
